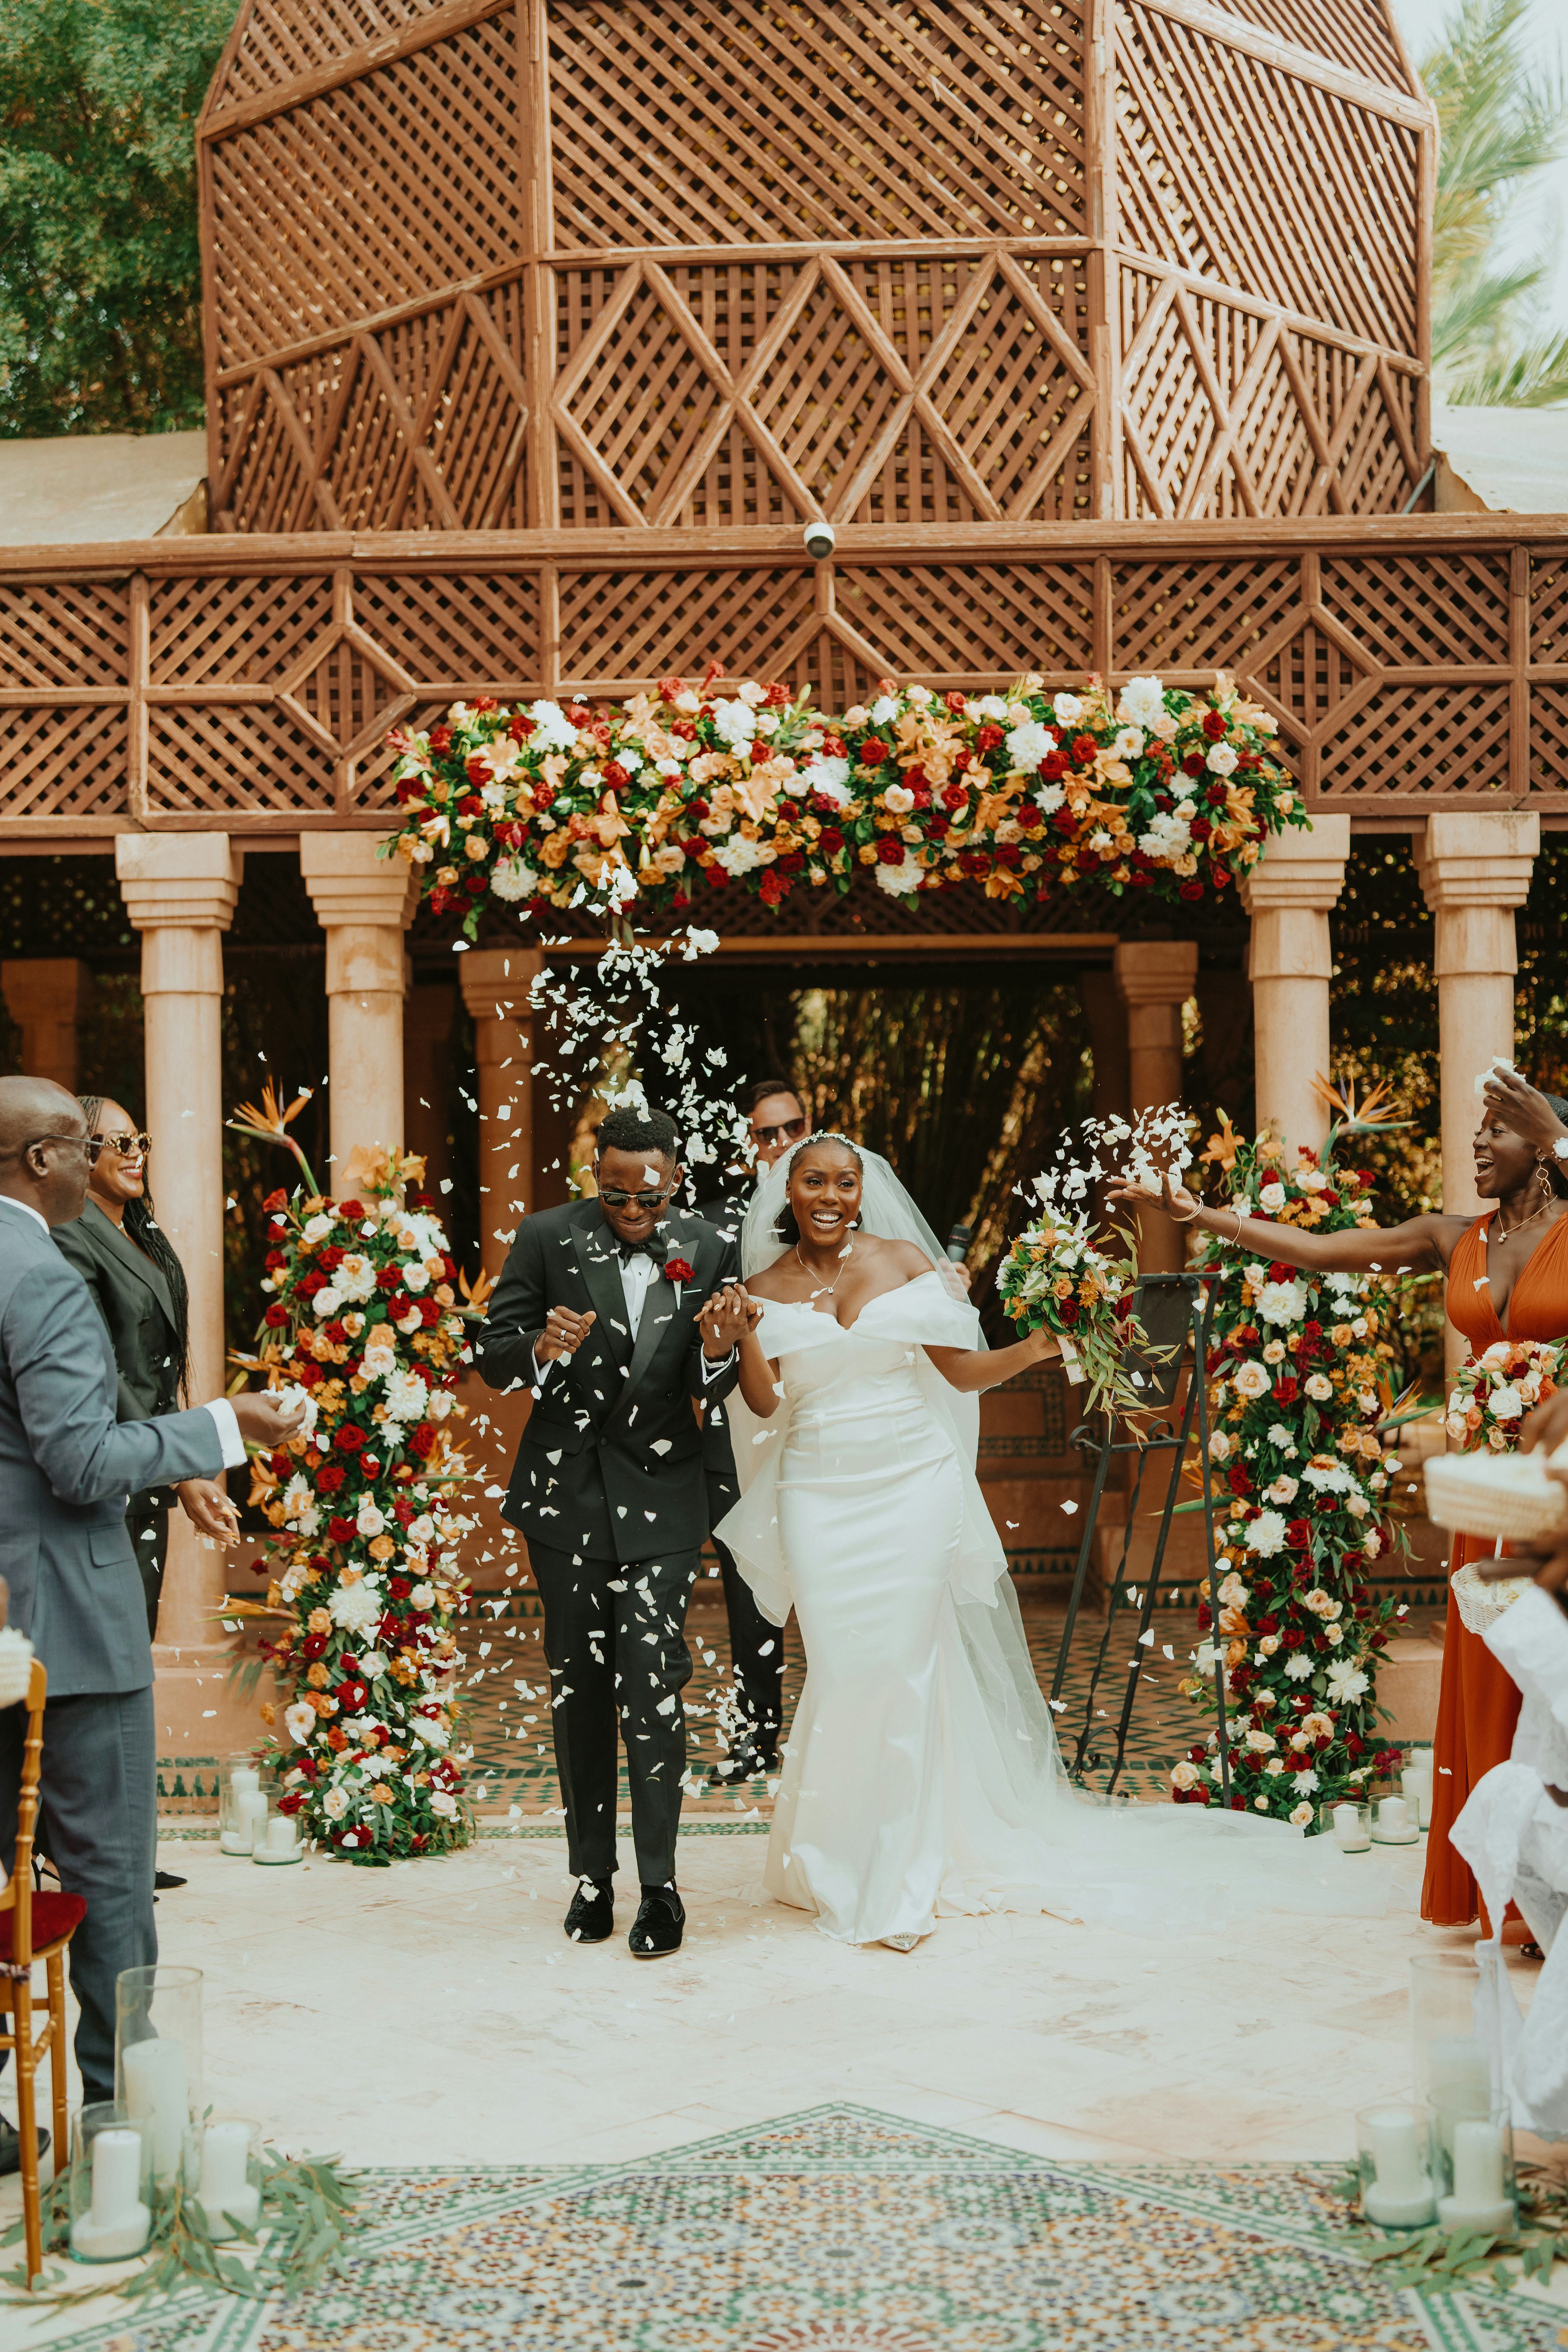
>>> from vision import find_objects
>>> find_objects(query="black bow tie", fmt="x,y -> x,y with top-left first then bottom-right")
617,1236 -> 662,1263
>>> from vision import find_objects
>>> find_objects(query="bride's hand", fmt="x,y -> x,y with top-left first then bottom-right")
1028,1325 -> 1062,1363
1105,1169 -> 1203,1224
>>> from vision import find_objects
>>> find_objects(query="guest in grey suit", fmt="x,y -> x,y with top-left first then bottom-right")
0,1077 -> 301,2112
53,1094 -> 239,1638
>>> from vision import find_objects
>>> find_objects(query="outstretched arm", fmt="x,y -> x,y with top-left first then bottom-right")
1106,1171 -> 1461,1277
925,1323 -> 1060,1394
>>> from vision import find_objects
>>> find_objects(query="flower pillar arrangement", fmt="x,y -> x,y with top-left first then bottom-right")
383,670 -> 1304,933
1171,1089 -> 1412,1823
227,1089 -> 486,1860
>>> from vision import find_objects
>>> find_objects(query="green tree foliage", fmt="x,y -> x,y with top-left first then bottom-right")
1424,0 -> 1568,406
0,0 -> 232,437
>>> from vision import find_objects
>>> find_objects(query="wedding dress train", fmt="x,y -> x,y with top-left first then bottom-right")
717,1269 -> 1390,1948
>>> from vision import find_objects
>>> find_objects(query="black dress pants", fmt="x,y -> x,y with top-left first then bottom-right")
715,1537 -> 784,1748
528,1542 -> 700,1886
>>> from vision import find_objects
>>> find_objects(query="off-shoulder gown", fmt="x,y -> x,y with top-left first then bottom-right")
717,1272 -> 1384,1947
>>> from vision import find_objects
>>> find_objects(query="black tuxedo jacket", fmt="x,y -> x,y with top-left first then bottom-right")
474,1197 -> 741,1563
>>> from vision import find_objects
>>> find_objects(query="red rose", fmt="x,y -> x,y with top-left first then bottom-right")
335,1425 -> 366,1453
1227,1466 -> 1251,1494
264,1304 -> 288,1327
302,1633 -> 328,1659
927,813 -> 950,840
941,782 -> 969,811
429,726 -> 452,753
376,1265 -> 402,1292
860,737 -> 889,764
1272,1376 -> 1299,1404
296,1269 -> 326,1298
1182,752 -> 1207,777
308,1462 -> 340,1497
1040,749 -> 1069,781
408,1425 -> 437,1460
318,1245 -> 344,1272
277,1791 -> 305,1815
335,1679 -> 369,1713
262,1188 -> 288,1214
705,865 -> 730,888
264,1250 -> 286,1272
1346,1734 -> 1365,1757
1359,1170 -> 1376,1189
327,1515 -> 356,1544
818,827 -> 844,854
758,869 -> 790,908
1188,1745 -> 1206,1765
994,843 -> 1022,869
763,681 -> 789,708
1202,709 -> 1228,741
664,1256 -> 695,1283
601,760 -> 630,791
1282,1628 -> 1305,1650
975,724 -> 1003,754
324,1320 -> 348,1344
338,1200 -> 365,1220
508,713 -> 535,741
1179,880 -> 1204,902
1196,1603 -> 1213,1631
388,1576 -> 412,1599
1058,1298 -> 1080,1327
960,851 -> 989,878
418,1297 -> 441,1326
1285,1517 -> 1312,1548
1071,733 -> 1098,764
876,836 -> 904,865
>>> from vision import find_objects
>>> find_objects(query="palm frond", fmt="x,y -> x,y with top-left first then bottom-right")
1444,328 -> 1568,406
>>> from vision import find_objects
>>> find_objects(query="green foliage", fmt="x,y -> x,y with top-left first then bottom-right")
0,0 -> 232,437
1423,0 -> 1568,406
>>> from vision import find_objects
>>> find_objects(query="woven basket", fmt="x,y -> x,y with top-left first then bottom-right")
1424,1448 -> 1568,1544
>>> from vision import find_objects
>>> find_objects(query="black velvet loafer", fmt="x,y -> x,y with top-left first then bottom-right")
629,1886 -> 685,1958
564,1879 -> 614,1943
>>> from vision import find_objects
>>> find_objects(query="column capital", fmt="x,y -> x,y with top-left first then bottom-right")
1112,939 -> 1198,1008
299,831 -> 418,930
1237,813 -> 1351,916
457,945 -> 543,1021
115,833 -> 242,930
1417,810 -> 1539,913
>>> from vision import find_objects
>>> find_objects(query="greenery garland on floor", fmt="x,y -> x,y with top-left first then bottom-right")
383,668 -> 1304,933
1171,1085 -> 1412,1821
226,1089 -> 486,1862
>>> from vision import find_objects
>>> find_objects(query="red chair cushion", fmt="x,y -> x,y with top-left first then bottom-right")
0,1892 -> 86,1959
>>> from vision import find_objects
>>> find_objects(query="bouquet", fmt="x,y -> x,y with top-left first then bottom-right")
1444,1340 -> 1563,1453
996,1198 -> 1133,1409
225,1094 -> 487,1861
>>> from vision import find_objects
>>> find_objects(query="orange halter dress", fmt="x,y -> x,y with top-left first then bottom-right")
1421,1212 -> 1568,1929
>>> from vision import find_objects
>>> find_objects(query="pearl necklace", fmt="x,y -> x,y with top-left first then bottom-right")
795,1239 -> 852,1299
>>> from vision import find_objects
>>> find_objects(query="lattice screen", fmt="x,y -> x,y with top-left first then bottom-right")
198,0 -> 1432,544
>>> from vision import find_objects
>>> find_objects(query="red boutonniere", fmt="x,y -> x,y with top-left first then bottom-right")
664,1256 -> 695,1285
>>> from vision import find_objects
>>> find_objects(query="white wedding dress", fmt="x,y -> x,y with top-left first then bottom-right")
716,1149 -> 1394,1949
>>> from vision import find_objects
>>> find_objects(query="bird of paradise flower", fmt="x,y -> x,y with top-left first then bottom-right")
228,1078 -> 320,1195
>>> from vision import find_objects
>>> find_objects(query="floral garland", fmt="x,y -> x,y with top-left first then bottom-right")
383,668 -> 1304,936
230,1116 -> 484,1860
1170,1101 -> 1411,1824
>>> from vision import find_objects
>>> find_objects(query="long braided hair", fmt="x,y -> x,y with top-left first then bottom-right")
76,1096 -> 192,1397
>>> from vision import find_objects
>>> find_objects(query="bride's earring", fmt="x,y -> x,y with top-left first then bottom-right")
1539,1157 -> 1556,1208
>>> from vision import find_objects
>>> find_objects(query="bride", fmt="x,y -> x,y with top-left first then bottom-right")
716,1133 -> 1390,1951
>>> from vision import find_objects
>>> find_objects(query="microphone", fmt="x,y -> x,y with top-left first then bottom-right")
945,1221 -> 971,1263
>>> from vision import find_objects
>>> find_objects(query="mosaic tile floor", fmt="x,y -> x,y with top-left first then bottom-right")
13,2105 -> 1564,2352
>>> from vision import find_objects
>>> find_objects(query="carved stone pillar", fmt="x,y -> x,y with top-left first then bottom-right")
1114,939 -> 1198,1274
115,834 -> 249,1748
1239,814 -> 1351,1158
459,947 -> 545,1278
1,957 -> 91,1089
298,835 -> 416,1176
1417,812 -> 1539,1225
404,982 -> 456,1200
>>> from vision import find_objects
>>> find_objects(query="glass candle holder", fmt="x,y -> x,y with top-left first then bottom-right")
252,1809 -> 303,1866
1400,1746 -> 1435,1831
1356,2100 -> 1438,2230
114,1965 -> 203,2186
189,2114 -> 263,2241
1410,1953 -> 1519,2233
1321,1797 -> 1372,1852
67,2103 -> 151,2262
218,1754 -> 270,1856
1371,1791 -> 1420,1844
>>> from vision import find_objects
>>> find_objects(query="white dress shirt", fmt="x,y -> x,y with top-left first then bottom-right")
0,1193 -> 245,1468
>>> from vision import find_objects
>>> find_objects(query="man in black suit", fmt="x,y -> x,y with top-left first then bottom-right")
476,1102 -> 750,1958
693,1077 -> 807,1782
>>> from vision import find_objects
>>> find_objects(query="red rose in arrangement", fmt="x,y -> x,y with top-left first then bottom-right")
875,837 -> 904,865
664,1256 -> 695,1284
264,1304 -> 288,1327
335,1425 -> 366,1453
1202,708 -> 1228,740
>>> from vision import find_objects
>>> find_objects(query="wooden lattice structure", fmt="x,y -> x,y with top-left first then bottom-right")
198,0 -> 1432,536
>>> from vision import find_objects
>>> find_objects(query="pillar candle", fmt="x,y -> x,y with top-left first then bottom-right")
1402,1765 -> 1433,1829
1332,1804 -> 1370,1852
121,2037 -> 188,2181
198,2120 -> 261,2238
263,1815 -> 297,1856
1362,2111 -> 1436,2228
1377,1795 -> 1411,1838
1438,2119 -> 1512,2233
69,2127 -> 151,2261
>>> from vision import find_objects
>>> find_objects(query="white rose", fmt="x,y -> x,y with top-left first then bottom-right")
1489,1383 -> 1524,1421
407,1515 -> 437,1546
1265,1757 -> 1285,1775
428,1790 -> 459,1819
284,1700 -> 317,1745
1209,1431 -> 1232,1461
1296,1166 -> 1329,1192
1257,1183 -> 1287,1212
401,1262 -> 430,1294
1244,1728 -> 1276,1753
1206,743 -> 1238,775
355,1500 -> 386,1539
321,1786 -> 350,1820
1232,1362 -> 1272,1401
883,783 -> 915,814
1324,1622 -> 1345,1644
1257,1635 -> 1281,1657
1264,1475 -> 1298,1504
1304,1373 -> 1334,1402
313,1287 -> 343,1319
301,1214 -> 336,1245
410,1582 -> 436,1609
1262,1339 -> 1286,1364
1052,693 -> 1084,724
1289,1802 -> 1314,1828
1245,1511 -> 1287,1557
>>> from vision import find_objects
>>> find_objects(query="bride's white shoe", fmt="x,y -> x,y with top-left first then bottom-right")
878,1931 -> 923,1952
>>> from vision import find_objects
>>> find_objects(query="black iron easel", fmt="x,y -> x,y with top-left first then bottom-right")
1048,1270 -> 1233,1801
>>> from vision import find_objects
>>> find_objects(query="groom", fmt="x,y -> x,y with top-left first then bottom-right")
476,1102 -> 749,1958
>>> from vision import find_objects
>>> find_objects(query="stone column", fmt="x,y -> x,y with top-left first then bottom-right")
1114,940 -> 1198,1273
1238,814 -> 1351,1158
459,947 -> 544,1277
1,957 -> 91,1089
115,835 -> 249,1745
1417,811 -> 1540,1225
298,835 -> 417,1178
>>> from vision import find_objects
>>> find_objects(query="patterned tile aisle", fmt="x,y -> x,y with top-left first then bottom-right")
19,2107 -> 1564,2352
457,1597 -> 1200,1823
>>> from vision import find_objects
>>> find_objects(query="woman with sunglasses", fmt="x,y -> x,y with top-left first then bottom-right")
53,1098 -> 238,1637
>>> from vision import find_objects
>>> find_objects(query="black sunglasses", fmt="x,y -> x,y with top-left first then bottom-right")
597,1185 -> 672,1208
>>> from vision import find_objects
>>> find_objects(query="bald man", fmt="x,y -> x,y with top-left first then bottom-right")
0,1078 -> 301,2139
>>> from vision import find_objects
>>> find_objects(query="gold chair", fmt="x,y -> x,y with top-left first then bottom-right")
0,1661 -> 85,2283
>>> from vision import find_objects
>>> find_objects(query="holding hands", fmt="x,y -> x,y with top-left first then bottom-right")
702,1282 -> 759,1359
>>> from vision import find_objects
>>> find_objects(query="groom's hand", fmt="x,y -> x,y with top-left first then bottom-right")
702,1283 -> 751,1359
537,1305 -> 597,1363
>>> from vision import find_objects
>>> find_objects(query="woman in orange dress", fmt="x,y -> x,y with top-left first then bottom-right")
1115,1065 -> 1568,1929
